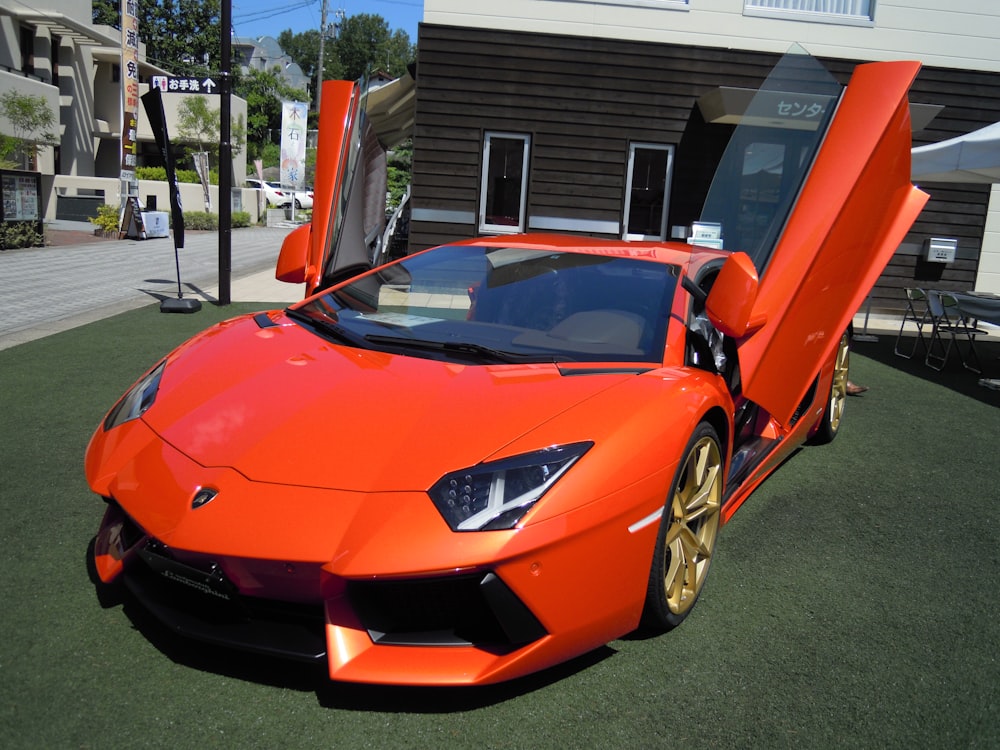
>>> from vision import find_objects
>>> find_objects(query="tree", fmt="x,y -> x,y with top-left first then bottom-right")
384,29 -> 415,78
277,28 -> 344,104
92,0 -> 119,28
234,68 -> 309,162
0,90 -> 57,170
143,1 -> 222,75
93,1 -> 220,75
386,139 -> 412,214
175,95 -> 246,164
277,14 -> 414,91
334,14 -> 414,81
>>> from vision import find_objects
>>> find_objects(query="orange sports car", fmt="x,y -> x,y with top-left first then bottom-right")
85,51 -> 927,685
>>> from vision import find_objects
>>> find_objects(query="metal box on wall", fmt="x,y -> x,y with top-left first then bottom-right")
925,237 -> 957,263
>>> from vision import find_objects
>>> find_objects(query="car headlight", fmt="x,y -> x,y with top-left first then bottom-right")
429,442 -> 593,531
103,361 -> 166,431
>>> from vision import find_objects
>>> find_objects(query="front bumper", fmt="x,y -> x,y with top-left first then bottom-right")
88,418 -> 666,685
96,501 -> 554,683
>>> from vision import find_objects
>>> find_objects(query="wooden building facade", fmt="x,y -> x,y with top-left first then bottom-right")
408,23 -> 1000,313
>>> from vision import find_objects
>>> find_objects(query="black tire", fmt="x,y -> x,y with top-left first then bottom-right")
810,331 -> 850,445
641,421 -> 723,631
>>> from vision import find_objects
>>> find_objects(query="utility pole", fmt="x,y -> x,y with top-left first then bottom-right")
219,0 -> 232,304
316,5 -> 345,112
316,0 -> 328,111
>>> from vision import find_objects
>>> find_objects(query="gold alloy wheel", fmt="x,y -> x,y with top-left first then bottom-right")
663,434 -> 723,615
828,333 -> 851,433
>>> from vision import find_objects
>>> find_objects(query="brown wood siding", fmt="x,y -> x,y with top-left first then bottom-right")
411,24 -> 1000,311
412,25 -> 784,250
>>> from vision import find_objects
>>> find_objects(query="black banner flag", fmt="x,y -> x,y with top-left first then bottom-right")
141,87 -> 184,249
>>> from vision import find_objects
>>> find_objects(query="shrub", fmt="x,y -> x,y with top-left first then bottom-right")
136,166 -> 167,181
0,221 -> 44,250
88,203 -> 120,234
181,211 -> 217,230
166,211 -> 252,230
137,166 -> 220,185
84,205 -> 252,235
231,211 -> 251,228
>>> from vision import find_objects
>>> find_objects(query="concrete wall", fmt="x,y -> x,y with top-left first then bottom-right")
50,175 -> 267,224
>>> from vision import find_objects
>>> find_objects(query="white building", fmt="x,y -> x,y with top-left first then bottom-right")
0,0 -> 251,221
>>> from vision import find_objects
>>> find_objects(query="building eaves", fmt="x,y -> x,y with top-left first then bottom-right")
1,8 -> 119,47
91,46 -> 172,77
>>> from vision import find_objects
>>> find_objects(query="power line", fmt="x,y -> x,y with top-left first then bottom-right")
232,0 -> 318,25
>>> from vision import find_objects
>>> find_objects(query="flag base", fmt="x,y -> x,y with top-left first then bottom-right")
160,297 -> 202,314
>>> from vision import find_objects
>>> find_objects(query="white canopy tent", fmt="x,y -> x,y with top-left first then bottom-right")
911,121 -> 1000,184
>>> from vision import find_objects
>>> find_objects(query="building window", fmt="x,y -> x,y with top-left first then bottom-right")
20,25 -> 35,76
744,0 -> 874,22
480,132 -> 530,234
52,34 -> 62,87
623,144 -> 674,241
576,0 -> 688,7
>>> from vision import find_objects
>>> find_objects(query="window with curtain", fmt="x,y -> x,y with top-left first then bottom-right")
744,0 -> 873,20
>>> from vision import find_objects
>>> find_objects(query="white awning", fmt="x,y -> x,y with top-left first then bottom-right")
366,71 -> 416,148
911,121 -> 1000,184
697,86 -> 942,132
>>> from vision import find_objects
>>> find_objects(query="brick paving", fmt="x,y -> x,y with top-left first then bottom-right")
0,223 -> 298,350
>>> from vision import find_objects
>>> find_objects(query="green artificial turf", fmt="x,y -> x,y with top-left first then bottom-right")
1,306 -> 998,749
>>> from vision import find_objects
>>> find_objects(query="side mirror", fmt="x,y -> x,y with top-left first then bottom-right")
275,224 -> 313,284
705,251 -> 766,338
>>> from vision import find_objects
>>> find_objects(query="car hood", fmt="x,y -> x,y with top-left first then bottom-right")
143,313 -> 639,491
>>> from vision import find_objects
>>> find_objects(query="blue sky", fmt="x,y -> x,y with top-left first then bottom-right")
231,0 -> 423,43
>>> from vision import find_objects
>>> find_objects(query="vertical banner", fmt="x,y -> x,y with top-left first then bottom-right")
141,88 -> 184,249
119,0 -> 141,221
280,101 -> 308,189
142,87 -> 199,313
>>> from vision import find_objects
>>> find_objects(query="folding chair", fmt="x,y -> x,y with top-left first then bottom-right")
894,287 -> 930,359
925,291 -> 987,373
941,292 -> 987,373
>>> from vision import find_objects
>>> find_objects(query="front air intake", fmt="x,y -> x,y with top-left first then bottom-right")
347,572 -> 547,649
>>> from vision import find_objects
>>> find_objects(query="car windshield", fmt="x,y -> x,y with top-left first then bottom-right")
293,244 -> 678,364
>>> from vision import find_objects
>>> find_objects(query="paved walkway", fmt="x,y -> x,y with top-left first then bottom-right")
0,222 -> 304,351
3,221 -> 995,353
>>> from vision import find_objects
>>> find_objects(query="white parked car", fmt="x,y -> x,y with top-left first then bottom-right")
273,182 -> 314,210
245,178 -> 289,208
246,179 -> 314,210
